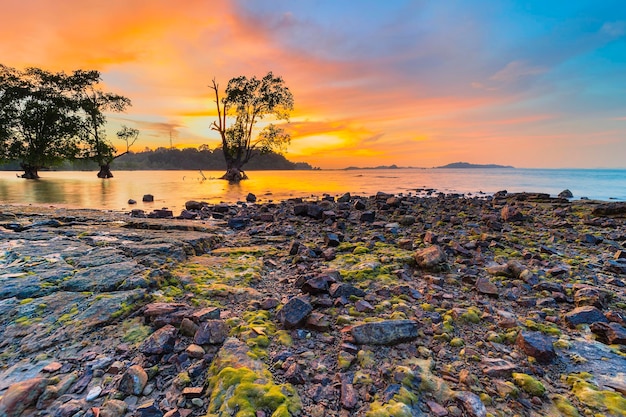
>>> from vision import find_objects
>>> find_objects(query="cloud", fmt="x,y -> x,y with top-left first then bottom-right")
601,21 -> 626,37
490,61 -> 547,83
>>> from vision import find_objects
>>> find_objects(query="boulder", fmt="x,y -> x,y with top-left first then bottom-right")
351,319 -> 419,345
277,297 -> 313,328
564,306 -> 608,327
516,331 -> 556,363
414,245 -> 447,270
139,324 -> 178,355
0,377 -> 48,417
118,365 -> 148,396
193,320 -> 229,345
558,189 -> 573,199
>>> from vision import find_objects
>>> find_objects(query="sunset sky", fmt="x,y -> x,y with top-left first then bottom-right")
2,0 -> 626,169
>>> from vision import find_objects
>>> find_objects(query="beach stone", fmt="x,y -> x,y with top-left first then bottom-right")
136,400 -> 163,417
414,245 -> 447,270
246,193 -> 257,203
306,204 -> 324,219
277,297 -> 313,328
454,391 -> 487,417
337,192 -> 351,203
481,357 -> 518,377
193,320 -> 229,345
592,202 -> 626,216
360,211 -> 376,222
558,189 -> 573,198
501,205 -> 524,222
100,399 -> 128,417
475,277 -> 499,297
301,276 -> 330,294
328,283 -> 366,299
340,374 -> 358,409
227,217 -> 249,230
128,199 -> 137,205
590,322 -> 626,345
119,364 -> 148,395
142,194 -> 154,202
185,200 -> 204,210
0,377 -> 48,417
564,306 -> 608,327
353,200 -> 366,210
351,319 -> 419,345
574,286 -> 611,309
516,331 -> 556,363
139,324 -> 178,355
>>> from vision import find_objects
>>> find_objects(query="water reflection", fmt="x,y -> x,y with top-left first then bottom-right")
0,168 -> 624,211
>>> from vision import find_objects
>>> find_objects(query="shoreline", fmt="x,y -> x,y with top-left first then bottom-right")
0,192 -> 625,416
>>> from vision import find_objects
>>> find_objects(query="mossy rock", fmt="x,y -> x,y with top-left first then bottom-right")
205,338 -> 301,417
566,373 -> 626,416
512,373 -> 546,397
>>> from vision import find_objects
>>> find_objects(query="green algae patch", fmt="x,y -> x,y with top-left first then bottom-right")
524,319 -> 561,336
205,338 -> 301,417
512,373 -> 546,397
550,394 -> 580,417
566,373 -> 626,416
122,317 -> 153,344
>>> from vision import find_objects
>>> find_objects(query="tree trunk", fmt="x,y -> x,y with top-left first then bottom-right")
97,164 -> 114,178
220,161 -> 248,182
20,164 -> 40,179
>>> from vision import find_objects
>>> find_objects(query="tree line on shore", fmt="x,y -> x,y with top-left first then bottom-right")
0,146 -> 314,171
1,64 -> 299,180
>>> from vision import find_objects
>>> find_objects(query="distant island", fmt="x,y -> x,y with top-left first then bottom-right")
436,162 -> 514,169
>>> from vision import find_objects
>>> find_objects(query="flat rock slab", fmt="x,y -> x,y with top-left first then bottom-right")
351,319 -> 419,345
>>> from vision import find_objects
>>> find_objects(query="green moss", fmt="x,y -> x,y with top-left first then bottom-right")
120,320 -> 152,345
512,373 -> 546,397
460,308 -> 481,324
450,338 -> 465,347
19,298 -> 34,305
338,351 -> 354,370
353,371 -> 373,385
275,331 -> 292,347
421,303 -> 434,312
566,373 -> 626,416
551,394 -> 580,417
206,365 -> 301,417
357,350 -> 375,368
353,246 -> 370,254
176,371 -> 191,388
366,401 -> 413,417
524,319 -> 561,336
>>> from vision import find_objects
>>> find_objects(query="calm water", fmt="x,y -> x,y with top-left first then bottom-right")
0,168 -> 624,211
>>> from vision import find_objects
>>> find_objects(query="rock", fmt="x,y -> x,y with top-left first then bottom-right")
481,357 -> 518,377
277,297 -> 313,328
246,193 -> 257,203
128,199 -> 137,205
190,307 -> 221,322
180,317 -> 199,337
306,204 -> 324,219
185,200 -> 204,210
42,362 -> 63,373
301,276 -> 330,294
590,322 -> 626,345
592,203 -> 626,216
305,312 -> 331,332
325,233 -> 342,247
351,320 -> 419,345
227,217 -> 249,230
501,205 -> 524,222
100,399 -> 128,417
516,331 -> 556,363
186,344 -> 206,358
183,387 -> 204,398
564,306 -> 609,327
360,211 -> 376,222
86,385 -> 102,401
475,277 -> 499,297
0,377 -> 48,417
454,391 -> 487,417
340,374 -> 358,409
118,364 -> 148,395
139,324 -> 178,355
337,192 -> 351,203
284,363 -> 306,385
136,400 -> 163,417
151,209 -> 173,218
328,283 -> 366,299
574,286 -> 611,309
353,200 -> 366,210
54,400 -> 87,417
193,320 -> 229,345
288,240 -> 301,255
558,189 -> 573,199
142,194 -> 154,202
414,245 -> 447,270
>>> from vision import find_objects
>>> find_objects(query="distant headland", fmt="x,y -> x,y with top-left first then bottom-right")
435,162 -> 514,169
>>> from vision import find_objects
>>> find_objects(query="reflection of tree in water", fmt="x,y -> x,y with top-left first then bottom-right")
26,179 -> 84,206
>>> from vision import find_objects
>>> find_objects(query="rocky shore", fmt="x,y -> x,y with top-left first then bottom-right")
0,191 -> 625,417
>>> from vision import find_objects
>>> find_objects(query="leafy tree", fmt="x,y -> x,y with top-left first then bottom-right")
0,65 -> 83,178
210,71 -> 294,182
73,70 -> 133,178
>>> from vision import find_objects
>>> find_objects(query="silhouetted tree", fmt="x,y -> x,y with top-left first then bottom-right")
0,65 -> 82,178
210,72 -> 294,182
73,70 -> 133,178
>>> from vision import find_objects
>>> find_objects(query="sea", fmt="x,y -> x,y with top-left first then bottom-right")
0,168 -> 624,212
